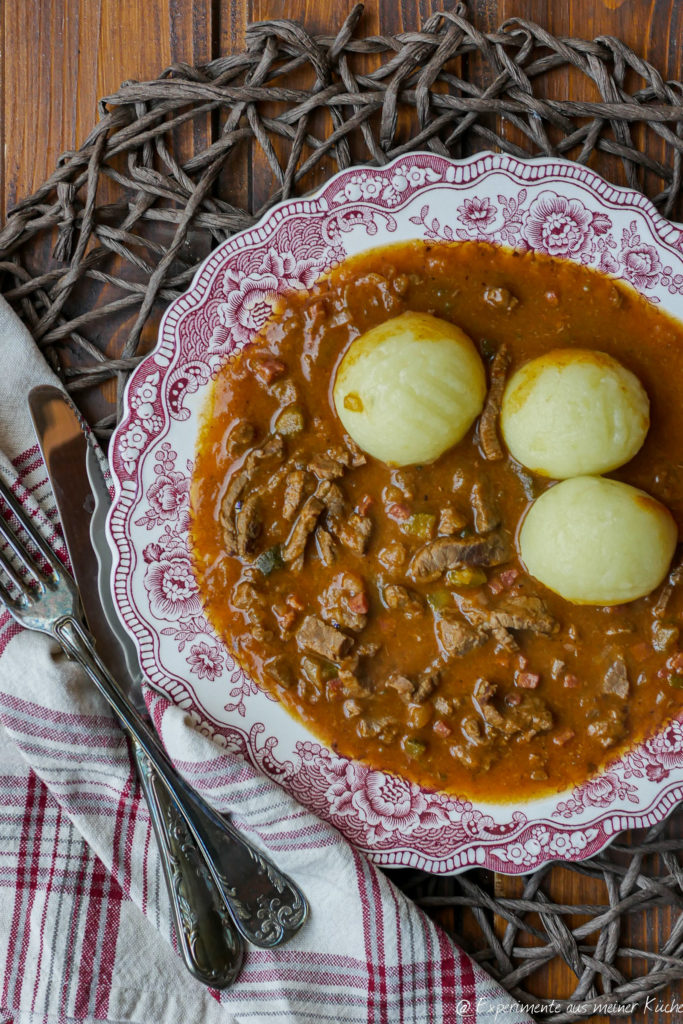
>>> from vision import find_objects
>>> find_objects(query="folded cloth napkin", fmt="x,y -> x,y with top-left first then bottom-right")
0,295 -> 533,1024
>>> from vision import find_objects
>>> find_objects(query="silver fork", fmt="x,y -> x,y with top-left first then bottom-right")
0,475 -> 308,958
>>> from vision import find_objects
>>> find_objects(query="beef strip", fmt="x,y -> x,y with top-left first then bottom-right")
296,614 -> 352,661
603,656 -> 629,698
235,492 -> 261,556
436,615 -> 487,657
409,531 -> 511,581
315,527 -> 336,566
473,678 -> 553,740
282,494 -> 324,566
479,344 -> 510,461
283,469 -> 311,520
470,479 -> 501,534
482,595 -> 558,635
220,435 -> 285,554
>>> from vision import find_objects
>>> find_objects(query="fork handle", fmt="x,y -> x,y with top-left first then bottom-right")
131,739 -> 243,986
54,615 -> 308,948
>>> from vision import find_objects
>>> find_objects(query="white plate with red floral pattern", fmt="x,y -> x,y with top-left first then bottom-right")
107,152 -> 683,874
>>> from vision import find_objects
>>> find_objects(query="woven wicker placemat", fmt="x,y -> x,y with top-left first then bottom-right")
2,5 -> 683,1019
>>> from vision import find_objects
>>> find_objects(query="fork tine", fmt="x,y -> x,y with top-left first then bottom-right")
0,475 -> 63,581
0,545 -> 33,600
0,575 -> 20,611
0,512 -> 47,586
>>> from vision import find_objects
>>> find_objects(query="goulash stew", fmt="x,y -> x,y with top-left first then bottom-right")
190,240 -> 683,801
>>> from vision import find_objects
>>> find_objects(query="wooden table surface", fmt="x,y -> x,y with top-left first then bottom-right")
4,2 -> 682,1020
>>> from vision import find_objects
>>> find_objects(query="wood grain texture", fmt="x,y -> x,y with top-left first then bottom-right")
3,2 -> 683,1018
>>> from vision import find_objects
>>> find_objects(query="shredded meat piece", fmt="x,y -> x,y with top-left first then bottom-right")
653,557 -> 683,618
219,435 -> 285,554
296,614 -> 352,662
308,449 -> 349,480
409,531 -> 511,581
473,678 -> 553,741
383,584 -> 422,616
438,506 -> 467,536
235,493 -> 262,556
436,615 -> 487,657
336,513 -> 372,554
378,540 -> 407,573
315,527 -> 336,566
385,673 -> 415,701
344,435 -> 367,467
282,494 -> 324,566
414,669 -> 439,704
470,479 -> 501,534
479,344 -> 510,461
317,479 -> 345,519
587,705 -> 627,748
283,469 -> 311,521
320,572 -> 368,632
603,656 -> 630,698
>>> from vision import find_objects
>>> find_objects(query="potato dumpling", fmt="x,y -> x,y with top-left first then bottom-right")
519,476 -> 677,605
333,311 -> 486,466
501,349 -> 650,478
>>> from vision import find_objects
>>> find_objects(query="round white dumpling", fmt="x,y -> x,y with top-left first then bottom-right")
501,349 -> 649,478
519,476 -> 677,605
333,311 -> 486,466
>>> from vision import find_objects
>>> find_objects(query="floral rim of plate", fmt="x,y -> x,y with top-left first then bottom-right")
107,151 -> 683,875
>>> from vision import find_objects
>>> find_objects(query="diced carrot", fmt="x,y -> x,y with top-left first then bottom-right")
516,671 -> 540,689
433,720 -> 452,738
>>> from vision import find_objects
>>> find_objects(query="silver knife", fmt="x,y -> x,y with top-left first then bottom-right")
28,384 -> 244,988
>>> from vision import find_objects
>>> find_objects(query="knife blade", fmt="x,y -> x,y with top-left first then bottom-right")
27,384 -> 243,987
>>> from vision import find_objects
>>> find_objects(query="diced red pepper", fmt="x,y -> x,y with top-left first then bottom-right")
348,592 -> 369,615
516,671 -> 540,689
433,720 -> 452,738
504,691 -> 522,706
326,678 -> 344,699
563,674 -> 580,689
387,502 -> 411,522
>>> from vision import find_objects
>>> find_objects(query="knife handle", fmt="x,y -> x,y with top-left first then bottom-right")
54,616 -> 309,949
131,740 -> 244,988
